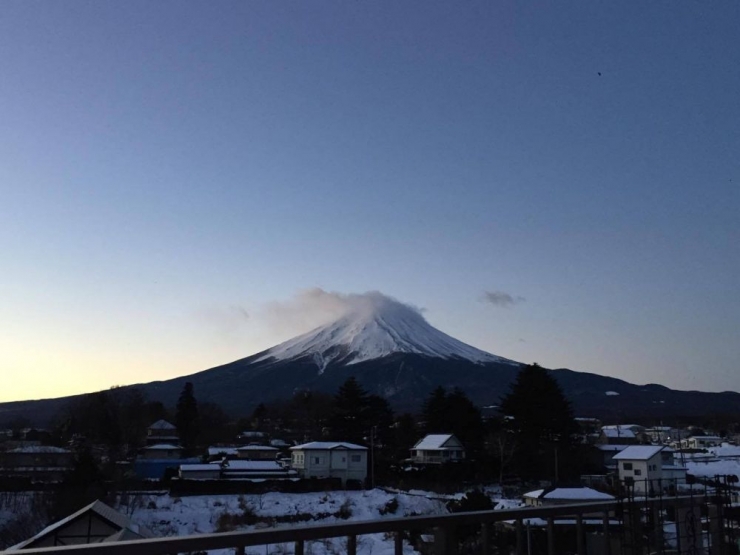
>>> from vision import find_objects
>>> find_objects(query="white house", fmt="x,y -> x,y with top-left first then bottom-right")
410,434 -> 465,464
523,487 -> 615,507
290,442 -> 367,484
613,445 -> 686,494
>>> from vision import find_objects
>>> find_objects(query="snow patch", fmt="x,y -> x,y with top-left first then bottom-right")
605,391 -> 620,396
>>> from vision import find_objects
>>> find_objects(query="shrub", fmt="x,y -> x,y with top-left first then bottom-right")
379,497 -> 399,515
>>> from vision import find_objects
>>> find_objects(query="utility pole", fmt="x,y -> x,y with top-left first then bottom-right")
370,425 -> 377,489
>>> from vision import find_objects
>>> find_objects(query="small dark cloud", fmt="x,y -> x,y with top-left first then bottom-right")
481,290 -> 526,308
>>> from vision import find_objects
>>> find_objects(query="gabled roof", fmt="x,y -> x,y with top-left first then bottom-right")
595,444 -> 631,452
523,487 -> 615,501
290,442 -> 367,451
612,445 -> 664,461
8,500 -> 143,550
149,419 -> 176,430
413,434 -> 462,450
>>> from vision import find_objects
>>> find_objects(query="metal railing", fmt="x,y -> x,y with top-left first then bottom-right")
3,493 -> 726,555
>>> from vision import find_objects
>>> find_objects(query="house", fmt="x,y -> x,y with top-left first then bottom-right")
290,442 -> 367,484
207,446 -> 240,460
8,500 -> 149,549
522,487 -> 615,507
683,436 -> 722,450
146,420 -> 179,446
140,444 -> 183,460
0,446 -> 74,482
597,426 -> 639,445
236,445 -> 280,460
410,434 -> 465,464
613,445 -> 686,494
594,444 -> 631,470
178,464 -> 222,480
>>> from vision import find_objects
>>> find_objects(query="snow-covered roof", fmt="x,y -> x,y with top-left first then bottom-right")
180,464 -> 220,472
8,500 -> 143,550
413,434 -> 460,450
601,428 -> 636,439
8,446 -> 71,454
207,446 -> 239,456
612,446 -> 664,461
144,443 -> 182,450
689,435 -> 722,440
223,460 -> 284,470
523,487 -> 615,501
149,419 -> 176,430
237,445 -> 279,451
290,442 -> 367,451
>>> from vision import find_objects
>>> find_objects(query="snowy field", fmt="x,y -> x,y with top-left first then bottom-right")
683,445 -> 740,479
120,489 -> 468,555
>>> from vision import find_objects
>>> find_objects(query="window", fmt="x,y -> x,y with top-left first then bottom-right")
313,457 -> 321,464
351,454 -> 361,463
623,462 -> 633,470
634,469 -> 642,476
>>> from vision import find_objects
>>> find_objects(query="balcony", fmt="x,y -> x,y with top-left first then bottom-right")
2,491 -> 730,555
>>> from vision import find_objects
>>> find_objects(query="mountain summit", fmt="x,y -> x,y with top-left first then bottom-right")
256,292 -> 514,371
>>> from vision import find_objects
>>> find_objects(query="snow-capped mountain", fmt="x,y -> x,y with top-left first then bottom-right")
4,290 -> 740,425
256,292 -> 514,371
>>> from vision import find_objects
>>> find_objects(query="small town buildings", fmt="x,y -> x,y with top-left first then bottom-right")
594,444 -> 632,470
236,445 -> 280,460
178,460 -> 298,481
410,434 -> 465,465
0,446 -> 74,482
8,500 -> 149,549
523,487 -> 615,507
146,420 -> 179,446
290,442 -> 367,484
178,464 -> 222,480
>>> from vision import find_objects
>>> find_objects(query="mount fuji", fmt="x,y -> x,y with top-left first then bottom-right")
3,291 -> 740,424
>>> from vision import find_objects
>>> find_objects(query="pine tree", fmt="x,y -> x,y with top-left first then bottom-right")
328,377 -> 370,444
499,363 -> 577,479
175,382 -> 199,451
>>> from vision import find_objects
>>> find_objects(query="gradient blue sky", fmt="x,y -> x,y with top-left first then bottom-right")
1,1 -> 738,402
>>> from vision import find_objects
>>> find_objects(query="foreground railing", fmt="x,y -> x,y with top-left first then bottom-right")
4,494 -> 724,555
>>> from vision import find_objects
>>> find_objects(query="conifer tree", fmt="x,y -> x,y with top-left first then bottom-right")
175,382 -> 199,451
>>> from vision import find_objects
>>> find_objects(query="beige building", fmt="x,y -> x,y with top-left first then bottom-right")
290,442 -> 367,484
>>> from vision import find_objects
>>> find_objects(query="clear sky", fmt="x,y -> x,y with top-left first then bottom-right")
1,1 -> 738,403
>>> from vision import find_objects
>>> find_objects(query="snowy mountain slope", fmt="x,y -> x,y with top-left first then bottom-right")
256,292 -> 514,370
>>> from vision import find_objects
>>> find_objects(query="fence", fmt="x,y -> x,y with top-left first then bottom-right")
4,478 -> 739,555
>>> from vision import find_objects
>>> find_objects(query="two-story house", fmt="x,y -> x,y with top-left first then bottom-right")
289,442 -> 367,484
613,445 -> 686,495
146,420 -> 179,446
0,446 -> 74,482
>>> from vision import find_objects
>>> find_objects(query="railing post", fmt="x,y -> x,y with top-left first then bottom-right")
708,504 -> 723,555
547,517 -> 555,555
295,539 -> 304,555
347,534 -> 357,555
602,511 -> 611,555
394,531 -> 403,555
481,522 -> 491,555
516,519 -> 524,555
434,525 -> 457,555
576,513 -> 585,555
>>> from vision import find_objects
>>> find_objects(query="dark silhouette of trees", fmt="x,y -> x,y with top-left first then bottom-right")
499,363 -> 578,480
421,387 -> 485,459
328,377 -> 394,446
175,382 -> 199,451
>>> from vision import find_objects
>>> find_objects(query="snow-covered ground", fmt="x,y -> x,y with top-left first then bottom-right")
683,445 -> 740,478
122,489 -> 458,555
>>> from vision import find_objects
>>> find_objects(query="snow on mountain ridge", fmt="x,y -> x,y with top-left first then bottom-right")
256,292 -> 515,369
